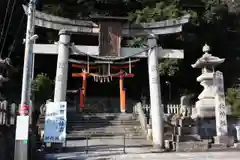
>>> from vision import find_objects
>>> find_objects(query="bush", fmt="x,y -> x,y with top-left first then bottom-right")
226,88 -> 240,116
31,73 -> 54,108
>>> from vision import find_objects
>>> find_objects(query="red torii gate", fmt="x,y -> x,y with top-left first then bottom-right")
71,62 -> 135,113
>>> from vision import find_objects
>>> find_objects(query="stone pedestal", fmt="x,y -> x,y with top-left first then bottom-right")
234,143 -> 240,148
214,135 -> 234,146
174,118 -> 209,152
192,99 -> 215,118
175,118 -> 201,142
175,141 -> 209,152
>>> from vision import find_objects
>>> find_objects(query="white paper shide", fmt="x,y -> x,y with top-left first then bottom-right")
44,101 -> 67,143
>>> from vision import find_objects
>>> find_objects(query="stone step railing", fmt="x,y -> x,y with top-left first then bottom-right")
133,103 -> 183,139
133,102 -> 148,137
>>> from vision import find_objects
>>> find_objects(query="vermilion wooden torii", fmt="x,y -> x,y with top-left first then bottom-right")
72,63 -> 135,113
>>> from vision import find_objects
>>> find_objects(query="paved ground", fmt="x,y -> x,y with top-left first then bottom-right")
44,139 -> 240,160
45,151 -> 240,160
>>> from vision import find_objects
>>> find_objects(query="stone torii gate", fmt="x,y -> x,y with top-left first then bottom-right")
23,6 -> 190,149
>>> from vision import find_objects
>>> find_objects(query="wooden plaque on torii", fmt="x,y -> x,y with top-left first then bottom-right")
91,16 -> 128,57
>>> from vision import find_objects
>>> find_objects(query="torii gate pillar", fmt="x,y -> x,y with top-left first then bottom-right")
147,35 -> 164,149
54,29 -> 70,102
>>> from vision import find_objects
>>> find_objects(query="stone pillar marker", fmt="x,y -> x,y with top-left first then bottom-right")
147,35 -> 164,149
54,29 -> 71,102
214,71 -> 228,136
213,71 -> 233,145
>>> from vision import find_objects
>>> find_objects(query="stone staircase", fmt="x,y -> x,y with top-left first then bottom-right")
166,117 -> 209,152
66,112 -> 146,139
38,108 -> 149,140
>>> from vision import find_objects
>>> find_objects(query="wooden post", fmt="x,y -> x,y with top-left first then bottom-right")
122,89 -> 126,113
72,70 -> 88,110
80,90 -> 84,109
119,77 -> 124,112
119,70 -> 126,113
80,72 -> 87,109
82,72 -> 87,95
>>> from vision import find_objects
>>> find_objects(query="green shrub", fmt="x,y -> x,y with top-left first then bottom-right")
226,88 -> 240,116
31,73 -> 54,108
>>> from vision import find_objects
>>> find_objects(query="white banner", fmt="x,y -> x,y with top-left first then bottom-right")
44,101 -> 67,143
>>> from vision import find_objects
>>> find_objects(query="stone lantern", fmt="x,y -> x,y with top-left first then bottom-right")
191,44 -> 226,118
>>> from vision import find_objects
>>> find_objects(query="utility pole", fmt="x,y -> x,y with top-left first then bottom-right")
14,0 -> 37,160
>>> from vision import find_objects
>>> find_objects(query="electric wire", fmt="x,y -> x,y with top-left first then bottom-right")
8,14 -> 25,58
0,0 -> 12,51
0,0 -> 17,57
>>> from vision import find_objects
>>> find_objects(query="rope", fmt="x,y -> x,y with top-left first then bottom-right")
0,0 -> 17,57
0,0 -> 12,51
70,43 -> 157,61
69,58 -> 140,65
58,41 -> 157,61
8,14 -> 25,57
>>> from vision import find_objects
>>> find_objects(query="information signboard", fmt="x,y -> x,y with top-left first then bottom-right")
44,101 -> 67,143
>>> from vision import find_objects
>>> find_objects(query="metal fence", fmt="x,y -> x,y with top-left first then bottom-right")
0,101 -> 17,126
0,101 -> 18,160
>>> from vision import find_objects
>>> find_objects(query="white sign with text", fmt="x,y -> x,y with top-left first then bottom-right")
44,101 -> 67,143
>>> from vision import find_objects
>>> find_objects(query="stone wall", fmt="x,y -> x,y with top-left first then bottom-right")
0,133 -> 5,160
0,127 -> 15,160
0,101 -> 17,160
196,116 -> 240,140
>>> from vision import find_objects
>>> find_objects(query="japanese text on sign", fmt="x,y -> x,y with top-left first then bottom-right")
214,71 -> 228,136
44,101 -> 67,143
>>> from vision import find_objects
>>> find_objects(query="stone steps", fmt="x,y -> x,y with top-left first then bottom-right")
68,124 -> 141,130
66,131 -> 145,139
68,127 -> 142,133
67,120 -> 140,125
66,113 -> 145,139
39,112 -> 148,142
